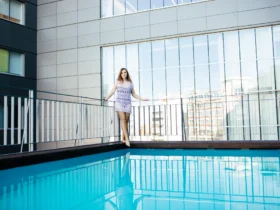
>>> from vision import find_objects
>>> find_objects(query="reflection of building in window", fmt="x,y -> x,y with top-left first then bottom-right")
0,49 -> 24,76
0,0 -> 25,25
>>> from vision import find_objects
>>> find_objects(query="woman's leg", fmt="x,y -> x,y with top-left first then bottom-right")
117,112 -> 129,145
125,113 -> 130,146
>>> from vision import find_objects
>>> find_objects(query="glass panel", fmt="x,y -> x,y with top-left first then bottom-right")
256,27 -> 273,60
240,29 -> 256,61
152,40 -> 165,69
129,70 -> 139,97
153,69 -> 166,99
0,49 -> 9,73
9,51 -> 24,76
10,0 -> 24,24
259,93 -> 278,140
165,38 -> 179,68
138,0 -> 150,11
258,59 -> 275,91
114,0 -> 125,15
210,64 -> 225,95
164,0 -> 177,7
194,35 -> 208,65
126,44 -> 138,71
195,65 -> 210,94
139,42 -> 151,70
243,94 -> 260,140
151,0 -> 163,9
211,99 -> 227,141
224,32 -> 241,96
178,0 -> 191,4
166,68 -> 180,98
241,62 -> 258,92
273,26 -> 280,58
275,59 -> 280,89
140,70 -> 153,100
0,106 -> 3,128
208,33 -> 224,64
126,0 -> 137,13
114,45 -> 126,73
102,48 -> 114,100
180,66 -> 194,98
0,0 -> 9,18
102,0 -> 113,17
179,37 -> 193,66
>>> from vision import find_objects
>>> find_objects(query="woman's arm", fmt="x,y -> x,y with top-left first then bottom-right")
131,88 -> 148,101
104,84 -> 117,101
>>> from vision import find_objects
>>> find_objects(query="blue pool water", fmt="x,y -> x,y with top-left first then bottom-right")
0,149 -> 280,210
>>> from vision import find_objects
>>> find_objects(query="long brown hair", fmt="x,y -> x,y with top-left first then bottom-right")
117,68 -> 132,83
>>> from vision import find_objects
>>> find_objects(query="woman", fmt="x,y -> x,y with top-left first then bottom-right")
104,68 -> 148,147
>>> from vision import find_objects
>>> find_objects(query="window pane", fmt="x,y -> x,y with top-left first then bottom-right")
126,0 -> 137,13
140,70 -> 153,99
130,70 -> 139,97
152,40 -> 165,69
9,52 -> 24,76
180,66 -> 194,98
194,35 -> 208,65
138,0 -> 150,11
165,38 -> 179,68
126,44 -> 138,71
240,29 -> 256,61
259,93 -> 278,140
178,0 -> 191,4
210,64 -> 225,94
114,45 -> 126,72
179,37 -> 193,66
275,59 -> 280,89
258,59 -> 275,91
114,0 -> 125,15
273,26 -> 280,58
139,42 -> 151,70
153,69 -> 166,99
10,0 -> 24,24
224,31 -> 240,62
0,49 -> 9,73
256,27 -> 273,60
195,65 -> 210,94
0,0 -> 9,18
164,0 -> 177,7
241,62 -> 258,92
102,0 -> 113,17
102,47 -> 114,98
208,33 -> 224,63
151,0 -> 163,9
0,106 -> 3,129
166,68 -> 180,98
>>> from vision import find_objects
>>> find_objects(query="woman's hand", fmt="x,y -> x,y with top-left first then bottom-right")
104,97 -> 108,101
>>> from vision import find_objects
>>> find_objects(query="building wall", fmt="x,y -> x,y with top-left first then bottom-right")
37,0 -> 280,99
0,0 -> 37,94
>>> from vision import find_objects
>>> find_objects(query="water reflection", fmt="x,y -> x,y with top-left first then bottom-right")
0,149 -> 280,210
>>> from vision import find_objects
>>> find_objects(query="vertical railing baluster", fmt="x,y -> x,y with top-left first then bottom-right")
11,97 -> 15,145
57,101 -> 60,141
18,97 -> 22,144
24,98 -> 28,144
36,99 -> 40,143
30,91 -> 34,151
4,96 -> 8,146
52,101 -> 55,141
61,102 -> 64,141
66,102 -> 68,141
46,101 -> 49,142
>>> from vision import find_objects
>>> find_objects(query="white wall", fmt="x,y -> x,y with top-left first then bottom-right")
37,0 -> 280,98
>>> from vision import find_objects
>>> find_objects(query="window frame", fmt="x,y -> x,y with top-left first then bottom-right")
0,0 -> 25,25
0,48 -> 25,77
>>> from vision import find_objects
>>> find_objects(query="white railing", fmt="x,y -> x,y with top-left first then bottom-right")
0,90 -> 120,155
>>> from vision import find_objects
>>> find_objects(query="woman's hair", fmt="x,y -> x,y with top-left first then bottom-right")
117,68 -> 132,83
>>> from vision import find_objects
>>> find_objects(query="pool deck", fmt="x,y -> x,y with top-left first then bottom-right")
1,140 -> 280,170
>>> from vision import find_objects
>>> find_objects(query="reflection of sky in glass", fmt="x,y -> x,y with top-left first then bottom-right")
165,39 -> 179,67
153,69 -> 166,99
152,40 -> 165,69
126,44 -> 138,71
151,0 -> 163,9
166,68 -> 180,97
164,0 -> 177,7
138,0 -> 150,11
273,26 -> 280,58
114,0 -> 125,15
126,0 -> 137,13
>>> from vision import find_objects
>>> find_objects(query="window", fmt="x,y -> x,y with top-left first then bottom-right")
0,0 -> 25,25
0,49 -> 24,76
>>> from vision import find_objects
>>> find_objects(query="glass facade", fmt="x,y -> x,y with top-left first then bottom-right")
0,49 -> 24,76
0,0 -> 25,25
102,0 -> 206,17
102,25 -> 280,141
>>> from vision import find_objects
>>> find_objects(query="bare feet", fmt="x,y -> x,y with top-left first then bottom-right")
125,139 -> 130,147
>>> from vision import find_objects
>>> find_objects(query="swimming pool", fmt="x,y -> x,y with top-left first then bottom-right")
0,149 -> 279,210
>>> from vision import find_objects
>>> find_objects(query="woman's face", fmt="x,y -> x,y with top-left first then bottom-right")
121,70 -> 127,80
